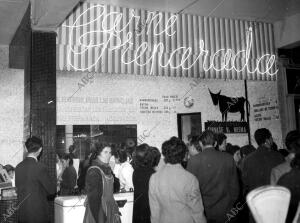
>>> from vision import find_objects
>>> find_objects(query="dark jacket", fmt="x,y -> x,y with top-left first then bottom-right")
60,165 -> 77,195
241,145 -> 285,194
187,147 -> 240,222
85,159 -> 121,222
77,159 -> 89,192
132,167 -> 155,223
278,168 -> 300,223
15,157 -> 56,223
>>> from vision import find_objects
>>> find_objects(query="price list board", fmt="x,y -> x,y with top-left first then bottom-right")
253,98 -> 280,122
139,95 -> 179,114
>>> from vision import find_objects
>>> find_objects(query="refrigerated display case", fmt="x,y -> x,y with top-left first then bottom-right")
54,192 -> 133,223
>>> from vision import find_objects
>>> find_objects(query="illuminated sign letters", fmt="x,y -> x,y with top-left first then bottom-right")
64,4 -> 278,76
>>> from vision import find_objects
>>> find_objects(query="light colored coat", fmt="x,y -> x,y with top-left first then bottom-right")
118,161 -> 134,191
270,161 -> 292,185
149,163 -> 206,223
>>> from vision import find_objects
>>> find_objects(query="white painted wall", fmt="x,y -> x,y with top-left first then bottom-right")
57,71 -> 282,149
0,45 -> 24,167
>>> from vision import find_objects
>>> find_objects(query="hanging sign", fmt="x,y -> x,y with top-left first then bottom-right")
64,4 -> 278,77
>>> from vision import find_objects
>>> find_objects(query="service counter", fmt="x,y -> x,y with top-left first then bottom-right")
55,192 -> 133,223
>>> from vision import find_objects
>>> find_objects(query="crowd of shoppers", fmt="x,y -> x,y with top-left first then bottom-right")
12,127 -> 300,223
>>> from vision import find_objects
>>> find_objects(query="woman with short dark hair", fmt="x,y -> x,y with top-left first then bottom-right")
83,142 -> 121,223
149,137 -> 206,223
150,147 -> 161,171
132,144 -> 157,223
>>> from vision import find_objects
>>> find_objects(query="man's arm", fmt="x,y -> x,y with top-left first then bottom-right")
229,159 -> 240,204
240,158 -> 249,196
270,167 -> 280,185
39,165 -> 56,195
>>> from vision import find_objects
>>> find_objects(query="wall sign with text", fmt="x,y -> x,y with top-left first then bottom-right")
205,121 -> 248,134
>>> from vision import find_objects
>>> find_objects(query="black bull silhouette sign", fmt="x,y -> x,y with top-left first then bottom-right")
209,89 -> 250,121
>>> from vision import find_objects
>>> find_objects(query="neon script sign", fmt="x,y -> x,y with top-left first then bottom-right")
65,4 -> 278,76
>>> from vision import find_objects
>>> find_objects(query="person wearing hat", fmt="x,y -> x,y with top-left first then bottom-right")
270,130 -> 300,185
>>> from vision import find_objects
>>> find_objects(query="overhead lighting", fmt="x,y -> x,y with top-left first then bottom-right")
91,132 -> 104,138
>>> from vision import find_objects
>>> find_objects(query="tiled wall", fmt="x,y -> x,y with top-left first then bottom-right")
24,31 -> 57,223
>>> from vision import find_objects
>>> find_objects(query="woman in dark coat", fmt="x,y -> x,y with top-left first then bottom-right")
83,142 -> 121,223
132,144 -> 160,223
60,154 -> 77,196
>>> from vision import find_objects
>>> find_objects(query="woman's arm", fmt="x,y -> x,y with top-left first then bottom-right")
149,176 -> 159,223
185,176 -> 207,223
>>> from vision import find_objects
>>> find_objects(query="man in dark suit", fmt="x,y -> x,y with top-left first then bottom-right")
241,128 -> 285,223
15,136 -> 56,223
187,130 -> 240,223
241,128 -> 285,194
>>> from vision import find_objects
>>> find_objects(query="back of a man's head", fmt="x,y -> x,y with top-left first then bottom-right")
189,135 -> 201,151
254,128 -> 272,146
285,130 -> 300,153
216,133 -> 227,146
199,130 -> 216,146
69,145 -> 75,153
25,136 -> 43,153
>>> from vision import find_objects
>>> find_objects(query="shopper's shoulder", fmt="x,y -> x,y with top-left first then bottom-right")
270,150 -> 285,160
187,154 -> 203,167
123,162 -> 134,170
244,150 -> 259,162
149,170 -> 159,183
190,153 -> 201,161
87,165 -> 102,174
218,151 -> 233,159
36,162 -> 48,172
206,149 -> 232,161
151,164 -> 170,177
15,160 -> 24,170
68,165 -> 77,174
85,167 -> 103,181
183,168 -> 198,181
273,161 -> 289,171
277,170 -> 296,185
134,167 -> 154,176
193,151 -> 210,159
